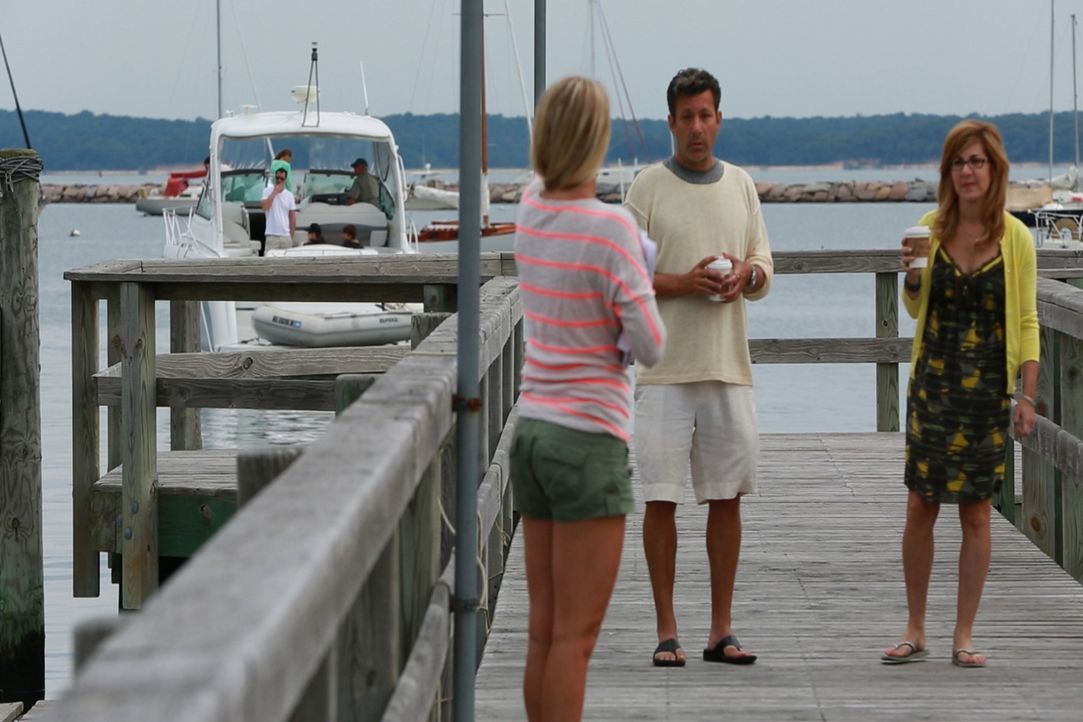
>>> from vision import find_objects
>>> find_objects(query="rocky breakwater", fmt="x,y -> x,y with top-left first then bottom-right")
753,179 -> 937,203
41,183 -> 158,204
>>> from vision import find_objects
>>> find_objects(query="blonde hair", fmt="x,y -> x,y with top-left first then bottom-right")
934,119 -> 1009,244
531,76 -> 611,191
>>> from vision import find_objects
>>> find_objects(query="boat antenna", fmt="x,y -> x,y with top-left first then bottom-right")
359,61 -> 370,115
502,0 -> 533,143
302,42 -> 321,127
0,29 -> 31,149
216,0 -> 223,118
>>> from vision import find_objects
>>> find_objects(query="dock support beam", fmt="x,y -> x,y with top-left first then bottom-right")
0,149 -> 44,709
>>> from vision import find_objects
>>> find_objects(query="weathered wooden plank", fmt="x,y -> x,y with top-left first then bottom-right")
169,300 -> 202,450
70,281 -> 100,597
119,282 -> 158,609
237,447 -> 304,507
749,337 -> 913,364
97,377 -> 344,410
95,346 -> 409,379
0,702 -> 23,722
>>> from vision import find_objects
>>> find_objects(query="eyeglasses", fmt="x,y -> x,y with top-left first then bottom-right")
951,155 -> 988,172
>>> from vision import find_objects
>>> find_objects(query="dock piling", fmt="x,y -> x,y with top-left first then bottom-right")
0,149 -> 44,709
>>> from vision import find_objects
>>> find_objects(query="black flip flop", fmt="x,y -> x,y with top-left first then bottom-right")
652,638 -> 686,667
703,634 -> 757,665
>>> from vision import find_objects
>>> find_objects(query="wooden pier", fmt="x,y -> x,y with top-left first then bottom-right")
477,433 -> 1083,721
29,249 -> 1083,720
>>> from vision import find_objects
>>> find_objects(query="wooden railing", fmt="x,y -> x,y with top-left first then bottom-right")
1005,275 -> 1083,582
53,254 -> 522,720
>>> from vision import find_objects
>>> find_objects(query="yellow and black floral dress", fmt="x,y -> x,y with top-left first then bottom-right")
904,247 -> 1011,503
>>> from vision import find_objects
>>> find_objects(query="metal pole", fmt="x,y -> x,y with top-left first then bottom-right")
453,0 -> 482,719
1050,0 -> 1056,183
534,0 -> 546,109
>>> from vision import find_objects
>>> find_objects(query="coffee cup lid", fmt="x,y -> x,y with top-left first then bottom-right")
904,225 -> 931,238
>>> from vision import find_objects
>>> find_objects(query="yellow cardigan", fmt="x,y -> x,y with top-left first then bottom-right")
903,210 -> 1039,395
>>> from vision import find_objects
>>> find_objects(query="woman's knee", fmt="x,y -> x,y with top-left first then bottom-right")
958,500 -> 991,534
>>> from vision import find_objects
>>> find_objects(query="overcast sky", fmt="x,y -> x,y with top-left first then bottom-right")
5,0 -> 1083,122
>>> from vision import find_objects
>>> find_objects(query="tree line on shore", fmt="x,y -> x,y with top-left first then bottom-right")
2,108 -> 1080,171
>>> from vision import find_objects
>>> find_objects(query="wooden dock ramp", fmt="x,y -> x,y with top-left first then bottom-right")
477,432 -> 1083,721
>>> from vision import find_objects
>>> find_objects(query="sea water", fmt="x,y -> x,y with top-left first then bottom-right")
33,186 -> 937,696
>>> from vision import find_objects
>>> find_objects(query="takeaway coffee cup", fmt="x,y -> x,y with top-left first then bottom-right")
707,257 -> 733,302
903,225 -> 932,268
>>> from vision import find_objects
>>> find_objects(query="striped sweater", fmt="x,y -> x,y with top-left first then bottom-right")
514,181 -> 666,441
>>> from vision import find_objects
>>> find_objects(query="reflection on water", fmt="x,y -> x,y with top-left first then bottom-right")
200,408 -> 334,448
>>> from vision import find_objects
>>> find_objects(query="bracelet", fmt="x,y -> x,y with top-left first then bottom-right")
1018,394 -> 1036,406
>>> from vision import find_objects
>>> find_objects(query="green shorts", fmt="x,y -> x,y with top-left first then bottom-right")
510,418 -> 634,522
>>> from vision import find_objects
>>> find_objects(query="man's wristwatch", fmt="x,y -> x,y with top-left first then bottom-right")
747,264 -> 758,291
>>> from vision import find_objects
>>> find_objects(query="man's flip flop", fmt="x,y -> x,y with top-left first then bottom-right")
881,641 -> 929,665
952,649 -> 987,668
652,638 -> 686,667
703,634 -> 757,665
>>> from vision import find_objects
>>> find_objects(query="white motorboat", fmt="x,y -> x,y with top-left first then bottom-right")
136,168 -> 206,215
163,46 -> 418,351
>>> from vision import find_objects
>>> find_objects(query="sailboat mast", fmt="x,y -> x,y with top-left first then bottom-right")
1050,0 -> 1056,184
1074,13 -> 1080,170
216,0 -> 223,118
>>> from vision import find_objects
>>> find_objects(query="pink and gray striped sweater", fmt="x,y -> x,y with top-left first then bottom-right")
514,181 -> 666,442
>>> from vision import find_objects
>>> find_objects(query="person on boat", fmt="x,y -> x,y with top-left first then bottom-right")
271,148 -> 295,195
512,76 -> 665,722
260,166 -> 297,251
882,120 -> 1038,669
345,157 -> 379,206
340,224 -> 361,248
624,67 -> 772,668
304,222 -> 323,245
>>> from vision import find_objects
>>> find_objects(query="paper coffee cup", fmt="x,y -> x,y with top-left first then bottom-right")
903,225 -> 931,269
707,257 -> 733,302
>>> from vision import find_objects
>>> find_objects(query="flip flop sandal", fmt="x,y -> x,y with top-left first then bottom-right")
703,634 -> 758,665
952,648 -> 987,668
652,638 -> 686,667
881,641 -> 929,665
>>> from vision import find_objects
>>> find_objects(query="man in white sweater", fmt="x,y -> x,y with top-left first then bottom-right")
625,67 -> 773,668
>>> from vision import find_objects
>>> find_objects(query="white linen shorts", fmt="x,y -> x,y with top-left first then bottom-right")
634,381 -> 758,504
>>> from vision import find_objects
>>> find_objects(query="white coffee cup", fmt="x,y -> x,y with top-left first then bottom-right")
903,225 -> 932,269
707,257 -> 733,302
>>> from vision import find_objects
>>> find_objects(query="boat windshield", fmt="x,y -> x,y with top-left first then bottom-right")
218,135 -> 396,185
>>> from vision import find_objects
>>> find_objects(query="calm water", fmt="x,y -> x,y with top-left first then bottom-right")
35,182 -> 936,695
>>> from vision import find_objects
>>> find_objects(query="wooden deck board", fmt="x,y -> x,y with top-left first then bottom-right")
476,432 -> 1083,721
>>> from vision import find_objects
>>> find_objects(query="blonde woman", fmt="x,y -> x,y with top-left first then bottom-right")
883,120 -> 1038,668
511,76 -> 666,721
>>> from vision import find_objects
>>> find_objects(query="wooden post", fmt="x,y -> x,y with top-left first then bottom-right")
876,272 -> 899,432
1058,330 -> 1083,579
333,375 -> 376,418
120,282 -> 158,609
0,149 -> 44,708
423,284 -> 457,313
107,297 -> 121,470
1023,327 -> 1062,561
170,301 -> 202,450
412,313 -> 452,349
236,447 -> 303,507
71,280 -> 100,598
